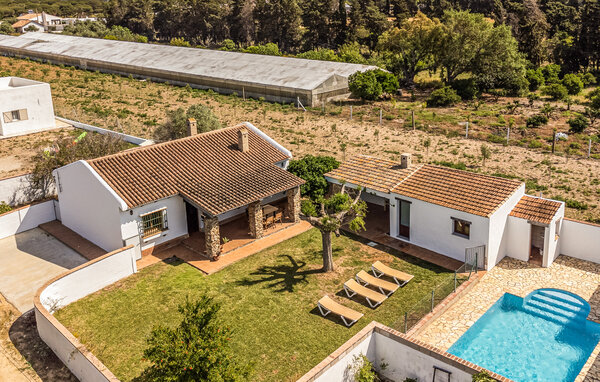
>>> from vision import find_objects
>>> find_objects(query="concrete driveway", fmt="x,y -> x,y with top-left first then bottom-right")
0,228 -> 86,313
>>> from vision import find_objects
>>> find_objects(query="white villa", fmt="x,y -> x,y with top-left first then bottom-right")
326,154 -> 566,270
0,77 -> 56,137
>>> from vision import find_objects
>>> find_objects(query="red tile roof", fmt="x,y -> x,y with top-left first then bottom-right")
88,124 -> 304,216
509,195 -> 562,224
326,155 -> 524,217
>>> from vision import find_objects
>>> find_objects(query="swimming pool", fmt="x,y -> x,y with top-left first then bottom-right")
448,289 -> 600,382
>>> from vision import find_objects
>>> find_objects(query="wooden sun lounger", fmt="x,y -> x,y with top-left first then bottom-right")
372,261 -> 414,286
317,296 -> 363,327
343,279 -> 387,308
355,270 -> 399,296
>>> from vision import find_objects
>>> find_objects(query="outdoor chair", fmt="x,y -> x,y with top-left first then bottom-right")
371,260 -> 414,286
317,295 -> 363,327
263,215 -> 274,229
355,270 -> 399,296
343,279 -> 387,308
274,210 -> 283,224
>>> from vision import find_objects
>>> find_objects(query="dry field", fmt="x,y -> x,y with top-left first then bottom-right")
1,55 -> 599,222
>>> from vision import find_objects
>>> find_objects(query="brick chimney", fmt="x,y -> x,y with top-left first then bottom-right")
187,118 -> 197,136
400,153 -> 412,169
238,129 -> 249,152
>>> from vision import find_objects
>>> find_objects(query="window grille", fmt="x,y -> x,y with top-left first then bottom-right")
141,208 -> 168,238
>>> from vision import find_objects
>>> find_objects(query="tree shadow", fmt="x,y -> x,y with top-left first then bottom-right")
235,254 -> 323,293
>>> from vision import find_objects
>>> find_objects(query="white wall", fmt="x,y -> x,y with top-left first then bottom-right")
488,185 -> 525,269
312,332 -> 377,382
0,200 -> 56,239
0,173 -> 57,206
120,195 -> 188,259
0,77 -> 56,136
55,161 -> 124,252
35,245 -> 136,382
505,216 -> 530,262
544,203 -> 565,267
559,219 -> 600,264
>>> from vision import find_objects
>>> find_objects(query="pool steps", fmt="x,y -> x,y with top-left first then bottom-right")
523,289 -> 590,328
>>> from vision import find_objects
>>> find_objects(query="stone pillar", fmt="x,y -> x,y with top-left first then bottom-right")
248,201 -> 263,239
204,216 -> 220,259
286,187 -> 301,223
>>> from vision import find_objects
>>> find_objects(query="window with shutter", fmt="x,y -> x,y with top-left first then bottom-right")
18,109 -> 28,121
2,112 -> 12,123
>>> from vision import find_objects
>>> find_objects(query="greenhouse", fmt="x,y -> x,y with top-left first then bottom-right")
0,33 -> 377,106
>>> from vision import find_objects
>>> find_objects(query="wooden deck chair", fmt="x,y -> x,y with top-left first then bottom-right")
343,279 -> 387,308
263,215 -> 274,229
355,270 -> 399,296
317,296 -> 363,327
371,260 -> 414,286
274,210 -> 283,224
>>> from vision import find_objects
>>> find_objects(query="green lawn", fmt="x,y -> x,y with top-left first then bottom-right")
55,229 -> 454,381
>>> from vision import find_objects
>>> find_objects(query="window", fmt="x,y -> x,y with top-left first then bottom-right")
2,109 -> 28,123
141,208 -> 168,238
555,218 -> 561,239
11,110 -> 20,120
452,217 -> 471,239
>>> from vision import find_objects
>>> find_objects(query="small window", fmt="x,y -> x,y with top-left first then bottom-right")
555,218 -> 561,239
141,208 -> 168,238
452,217 -> 471,239
11,110 -> 20,121
3,109 -> 28,123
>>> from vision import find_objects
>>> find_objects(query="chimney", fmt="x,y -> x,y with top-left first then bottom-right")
187,118 -> 197,136
41,12 -> 48,29
400,153 -> 412,169
238,129 -> 249,152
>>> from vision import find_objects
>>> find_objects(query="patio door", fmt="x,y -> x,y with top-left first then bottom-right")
398,199 -> 410,239
185,201 -> 199,233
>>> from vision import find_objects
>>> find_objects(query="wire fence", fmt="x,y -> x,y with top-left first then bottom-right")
391,260 -> 479,334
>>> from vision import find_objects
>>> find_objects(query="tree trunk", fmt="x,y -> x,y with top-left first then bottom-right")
321,230 -> 334,272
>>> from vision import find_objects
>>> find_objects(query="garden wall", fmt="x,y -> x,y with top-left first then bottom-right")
559,218 -> 600,264
0,173 -> 56,206
0,199 -> 58,239
298,322 -> 509,382
55,117 -> 154,146
34,245 -> 137,382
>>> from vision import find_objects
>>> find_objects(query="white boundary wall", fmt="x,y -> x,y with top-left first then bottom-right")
559,219 -> 600,264
0,199 -> 57,239
34,245 -> 137,382
0,173 -> 56,206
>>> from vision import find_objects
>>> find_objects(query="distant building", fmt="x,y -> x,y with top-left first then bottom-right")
12,11 -> 97,33
0,77 -> 56,137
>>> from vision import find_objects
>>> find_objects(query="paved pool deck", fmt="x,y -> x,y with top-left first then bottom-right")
412,255 -> 600,382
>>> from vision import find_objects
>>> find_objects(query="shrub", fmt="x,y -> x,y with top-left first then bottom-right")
542,83 -> 568,100
541,64 -> 561,84
219,39 -> 236,51
426,86 -> 461,107
568,114 -> 589,133
526,114 -> 549,128
562,73 -> 584,95
154,104 -> 221,142
170,37 -> 191,47
432,160 -> 467,170
350,354 -> 379,382
349,70 -> 382,100
374,70 -> 399,94
450,78 -> 479,100
287,155 -> 340,200
0,22 -> 14,35
581,72 -> 597,86
243,43 -> 281,56
472,371 -> 496,382
297,49 -> 340,62
553,195 -> 588,210
0,201 -> 11,214
526,68 -> 545,91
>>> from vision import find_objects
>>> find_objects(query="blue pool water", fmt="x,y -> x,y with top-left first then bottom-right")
448,289 -> 600,382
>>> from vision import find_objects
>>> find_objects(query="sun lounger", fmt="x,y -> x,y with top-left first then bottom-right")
372,261 -> 414,286
317,296 -> 363,327
343,279 -> 387,308
355,270 -> 399,296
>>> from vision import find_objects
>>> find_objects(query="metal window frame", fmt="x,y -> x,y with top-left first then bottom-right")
432,366 -> 452,382
140,207 -> 168,238
451,216 -> 471,239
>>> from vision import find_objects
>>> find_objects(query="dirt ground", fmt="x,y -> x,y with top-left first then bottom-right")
0,56 -> 599,222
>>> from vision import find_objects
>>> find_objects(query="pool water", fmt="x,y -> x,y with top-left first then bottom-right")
448,290 -> 600,382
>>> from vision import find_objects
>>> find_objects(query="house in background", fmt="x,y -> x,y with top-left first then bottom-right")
325,154 -> 565,270
12,12 -> 63,33
53,122 -> 305,260
0,77 -> 56,137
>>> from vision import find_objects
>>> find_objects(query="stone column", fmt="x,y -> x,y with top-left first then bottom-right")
248,201 -> 263,239
204,216 -> 220,259
286,187 -> 301,223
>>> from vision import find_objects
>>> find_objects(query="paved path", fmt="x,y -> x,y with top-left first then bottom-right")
39,220 -> 106,261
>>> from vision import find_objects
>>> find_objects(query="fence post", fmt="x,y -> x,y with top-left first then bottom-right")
589,138 -> 592,158
552,131 -> 556,154
412,110 -> 415,130
431,290 -> 435,312
242,86 -> 245,100
322,101 -> 325,114
506,127 -> 510,145
465,122 -> 469,138
350,105 -> 353,120
379,109 -> 382,125
454,271 -> 457,292
404,312 -> 408,333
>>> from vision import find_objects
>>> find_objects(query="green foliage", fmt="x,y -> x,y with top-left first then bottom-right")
170,37 -> 191,47
287,155 -> 340,201
242,43 -> 281,56
0,21 -> 14,35
349,70 -> 382,100
374,69 -> 399,94
219,39 -> 236,51
526,68 -> 545,91
432,160 -> 467,170
351,354 -> 379,382
562,73 -> 584,95
568,114 -> 589,133
581,72 -> 597,86
0,201 -> 11,214
526,114 -> 549,128
542,83 -> 568,100
541,64 -> 561,84
297,49 -> 340,62
426,86 -> 461,107
552,195 -> 588,210
64,21 -> 147,43
450,78 -> 479,100
141,296 -> 251,382
154,104 -> 221,142
472,371 -> 495,382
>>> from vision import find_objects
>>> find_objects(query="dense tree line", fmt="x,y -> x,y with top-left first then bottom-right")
0,0 -> 103,18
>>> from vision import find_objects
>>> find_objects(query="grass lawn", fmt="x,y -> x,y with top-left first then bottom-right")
55,229 -> 455,381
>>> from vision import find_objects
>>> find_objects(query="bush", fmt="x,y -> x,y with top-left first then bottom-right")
219,39 -> 236,51
526,68 -> 545,91
170,37 -> 191,47
243,43 -> 281,56
349,70 -> 382,100
0,201 -> 11,214
450,78 -> 479,100
568,114 -> 589,133
350,354 -> 379,382
472,371 -> 496,382
526,114 -> 549,128
154,104 -> 221,142
541,64 -> 561,84
287,155 -> 340,200
297,49 -> 340,62
562,73 -> 584,95
374,69 -> 399,94
542,83 -> 568,100
426,86 -> 461,107
581,72 -> 597,86
0,22 -> 14,35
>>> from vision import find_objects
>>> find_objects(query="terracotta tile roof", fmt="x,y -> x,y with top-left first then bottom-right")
326,156 -> 524,217
88,124 -> 304,216
12,20 -> 31,28
325,155 -> 416,193
509,195 -> 562,224
17,13 -> 41,20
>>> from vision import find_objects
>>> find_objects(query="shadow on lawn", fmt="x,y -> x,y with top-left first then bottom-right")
236,254 -> 323,292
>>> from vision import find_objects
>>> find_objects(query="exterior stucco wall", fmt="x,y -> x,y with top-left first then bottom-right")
505,216 -> 530,262
0,199 -> 56,239
54,161 -> 124,252
544,203 -> 565,266
0,173 -> 56,206
0,77 -> 55,136
488,184 -> 525,269
559,218 -> 600,264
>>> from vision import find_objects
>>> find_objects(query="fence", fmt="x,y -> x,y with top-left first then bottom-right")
0,199 -> 58,239
55,117 -> 154,146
